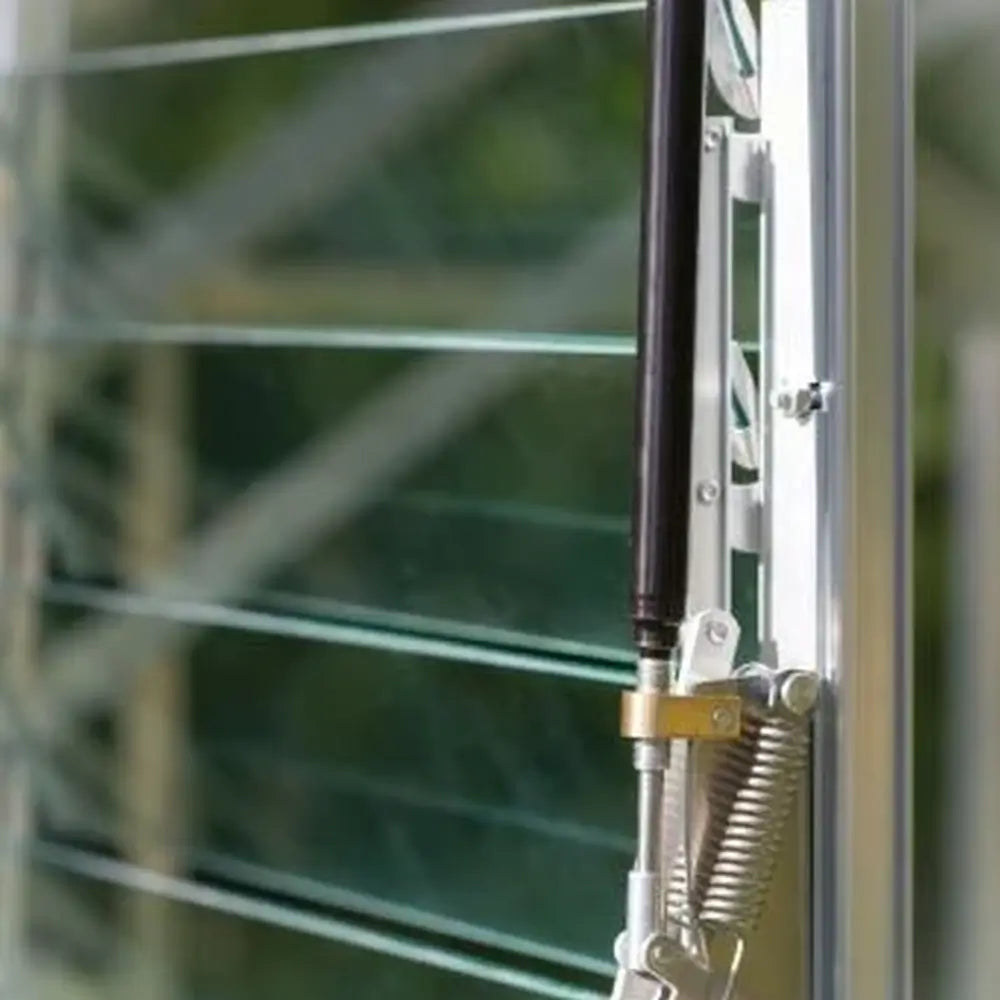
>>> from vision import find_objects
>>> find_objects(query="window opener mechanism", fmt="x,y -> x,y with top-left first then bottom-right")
610,2 -> 819,998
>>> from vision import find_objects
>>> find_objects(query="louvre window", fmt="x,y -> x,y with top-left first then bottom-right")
0,3 -> 755,998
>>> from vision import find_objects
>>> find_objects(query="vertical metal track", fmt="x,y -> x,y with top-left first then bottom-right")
760,0 -> 819,673
720,7 -> 820,996
811,0 -> 913,997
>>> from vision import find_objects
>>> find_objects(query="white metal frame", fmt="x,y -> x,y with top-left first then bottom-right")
760,0 -> 820,676
758,0 -> 913,996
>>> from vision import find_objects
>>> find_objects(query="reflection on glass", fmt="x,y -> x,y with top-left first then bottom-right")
37,613 -> 629,965
39,344 -> 635,651
32,856 -> 607,999
50,15 -> 643,334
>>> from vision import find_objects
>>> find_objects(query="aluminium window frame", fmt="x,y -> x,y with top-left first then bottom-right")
810,1 -> 913,999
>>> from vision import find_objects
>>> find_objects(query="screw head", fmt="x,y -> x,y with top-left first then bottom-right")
705,620 -> 729,645
697,479 -> 721,505
704,126 -> 722,151
780,671 -> 821,716
711,705 -> 737,732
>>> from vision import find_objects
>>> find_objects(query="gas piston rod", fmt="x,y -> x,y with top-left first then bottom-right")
623,0 -> 717,975
632,0 -> 706,662
612,0 -> 819,998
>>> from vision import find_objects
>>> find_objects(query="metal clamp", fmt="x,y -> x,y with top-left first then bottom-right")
620,691 -> 742,741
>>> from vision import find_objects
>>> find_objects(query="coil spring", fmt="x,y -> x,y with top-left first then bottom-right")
698,711 -> 810,934
664,707 -> 810,939
661,739 -> 697,933
664,716 -> 760,929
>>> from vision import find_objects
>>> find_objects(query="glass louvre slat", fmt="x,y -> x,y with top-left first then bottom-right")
42,17 -> 644,335
66,2 -> 644,55
41,582 -> 634,684
32,851 -> 608,1000
42,344 -> 635,650
36,609 -> 630,963
10,321 -> 636,355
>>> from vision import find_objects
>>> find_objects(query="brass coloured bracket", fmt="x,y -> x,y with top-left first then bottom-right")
620,690 -> 743,741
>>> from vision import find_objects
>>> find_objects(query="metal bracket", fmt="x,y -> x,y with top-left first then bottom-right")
678,609 -> 740,688
620,611 -> 744,742
729,133 -> 769,204
688,118 -> 735,616
621,691 -> 742,741
611,930 -> 724,1000
611,928 -> 753,1000
688,123 -> 765,613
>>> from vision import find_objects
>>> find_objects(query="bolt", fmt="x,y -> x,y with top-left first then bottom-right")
804,381 -> 835,413
704,126 -> 722,151
644,936 -> 685,974
711,705 -> 736,732
705,620 -> 729,645
697,479 -> 721,505
779,671 -> 821,716
773,381 -> 835,422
